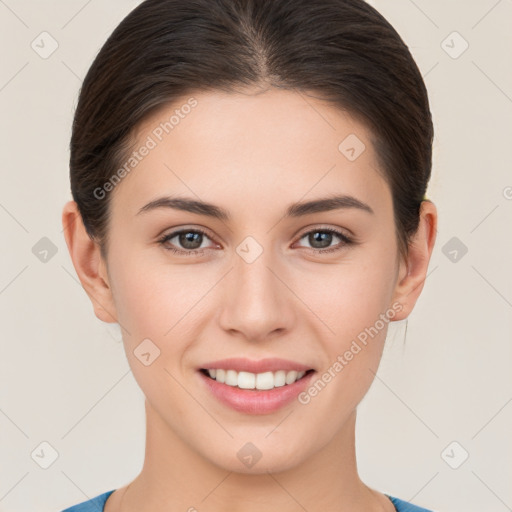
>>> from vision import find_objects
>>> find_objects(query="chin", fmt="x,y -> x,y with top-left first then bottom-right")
203,437 -> 309,476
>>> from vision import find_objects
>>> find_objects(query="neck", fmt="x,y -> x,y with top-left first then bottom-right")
119,401 -> 389,512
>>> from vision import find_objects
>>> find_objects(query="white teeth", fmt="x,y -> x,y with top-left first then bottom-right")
285,370 -> 298,385
238,371 -> 255,389
204,368 -> 308,389
274,370 -> 286,387
256,371 -> 274,390
225,369 -> 238,386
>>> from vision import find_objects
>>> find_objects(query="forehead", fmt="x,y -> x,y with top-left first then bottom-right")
110,88 -> 392,218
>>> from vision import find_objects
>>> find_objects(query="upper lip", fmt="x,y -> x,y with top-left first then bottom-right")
200,357 -> 314,373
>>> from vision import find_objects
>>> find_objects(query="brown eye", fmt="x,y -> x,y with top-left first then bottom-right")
296,228 -> 354,253
158,229 -> 216,255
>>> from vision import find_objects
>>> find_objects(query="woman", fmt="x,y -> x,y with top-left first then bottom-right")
61,0 -> 438,510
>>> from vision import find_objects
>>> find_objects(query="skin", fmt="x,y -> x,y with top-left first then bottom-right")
62,87 -> 437,512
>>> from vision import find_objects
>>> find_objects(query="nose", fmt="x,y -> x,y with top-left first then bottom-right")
217,246 -> 296,343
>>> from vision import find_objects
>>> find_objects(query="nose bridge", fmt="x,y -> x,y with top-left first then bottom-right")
218,240 -> 294,340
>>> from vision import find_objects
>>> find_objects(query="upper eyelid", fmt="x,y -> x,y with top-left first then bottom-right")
159,225 -> 216,241
163,227 -> 217,243
296,225 -> 352,239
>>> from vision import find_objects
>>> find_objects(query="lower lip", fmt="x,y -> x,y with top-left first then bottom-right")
198,370 -> 316,415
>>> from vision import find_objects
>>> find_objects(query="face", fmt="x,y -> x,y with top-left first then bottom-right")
100,88 -> 405,473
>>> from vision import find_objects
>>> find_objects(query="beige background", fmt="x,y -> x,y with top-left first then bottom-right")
1,1 -> 511,511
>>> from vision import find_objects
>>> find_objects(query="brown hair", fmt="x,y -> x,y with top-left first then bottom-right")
69,0 -> 433,262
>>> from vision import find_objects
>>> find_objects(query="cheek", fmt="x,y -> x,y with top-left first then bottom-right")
305,254 -> 397,342
108,258 -> 199,413
109,248 -> 206,336
109,253 -> 219,398
294,267 -> 395,430
300,245 -> 397,404
111,237 -> 397,348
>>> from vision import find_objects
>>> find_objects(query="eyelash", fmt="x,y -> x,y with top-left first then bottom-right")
157,227 -> 355,256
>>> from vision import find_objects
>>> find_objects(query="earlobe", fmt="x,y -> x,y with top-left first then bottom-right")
61,200 -> 118,323
390,200 -> 437,321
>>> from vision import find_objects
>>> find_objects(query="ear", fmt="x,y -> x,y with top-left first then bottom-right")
391,200 -> 437,321
61,200 -> 118,323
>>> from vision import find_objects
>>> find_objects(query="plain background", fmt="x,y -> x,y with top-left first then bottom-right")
0,1 -> 511,511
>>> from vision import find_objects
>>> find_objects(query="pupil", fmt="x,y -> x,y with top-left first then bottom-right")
180,232 -> 202,249
310,232 -> 331,249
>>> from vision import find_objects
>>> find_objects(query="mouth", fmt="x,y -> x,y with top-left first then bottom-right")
197,366 -> 317,415
196,357 -> 317,414
199,368 -> 316,391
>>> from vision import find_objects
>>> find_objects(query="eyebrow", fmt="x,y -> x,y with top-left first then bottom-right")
136,194 -> 374,220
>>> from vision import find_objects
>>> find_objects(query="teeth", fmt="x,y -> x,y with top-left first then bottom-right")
225,369 -> 238,386
205,369 -> 307,389
285,370 -> 298,385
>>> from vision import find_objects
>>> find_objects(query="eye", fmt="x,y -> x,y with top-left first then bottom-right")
157,228 -> 217,256
158,226 -> 355,257
294,227 -> 354,254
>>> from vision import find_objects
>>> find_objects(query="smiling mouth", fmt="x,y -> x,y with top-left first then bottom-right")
199,368 -> 315,391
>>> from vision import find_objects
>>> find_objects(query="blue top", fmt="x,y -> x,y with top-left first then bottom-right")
60,489 -> 435,511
